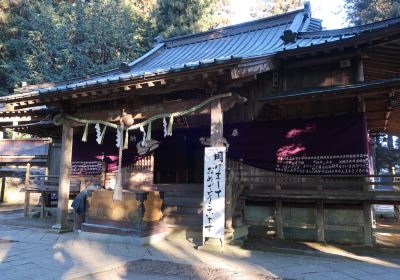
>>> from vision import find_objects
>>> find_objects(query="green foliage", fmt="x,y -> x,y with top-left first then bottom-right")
250,0 -> 303,19
345,0 -> 400,25
0,0 -> 156,95
155,0 -> 229,38
0,0 -> 230,95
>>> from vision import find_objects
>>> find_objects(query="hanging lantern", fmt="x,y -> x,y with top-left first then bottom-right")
121,111 -> 134,127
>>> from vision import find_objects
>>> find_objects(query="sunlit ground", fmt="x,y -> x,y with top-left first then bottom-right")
303,242 -> 400,268
0,226 -> 399,280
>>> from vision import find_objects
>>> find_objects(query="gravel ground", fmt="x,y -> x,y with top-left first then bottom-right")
75,259 -> 280,280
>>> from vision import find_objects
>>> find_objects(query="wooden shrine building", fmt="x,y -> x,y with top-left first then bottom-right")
1,2 -> 400,245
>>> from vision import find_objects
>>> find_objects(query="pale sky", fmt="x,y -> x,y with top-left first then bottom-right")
229,0 -> 348,30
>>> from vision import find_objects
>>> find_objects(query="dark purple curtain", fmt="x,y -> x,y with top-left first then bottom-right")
224,113 -> 369,175
72,113 -> 369,175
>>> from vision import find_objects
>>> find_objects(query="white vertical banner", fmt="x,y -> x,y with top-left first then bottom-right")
203,147 -> 226,239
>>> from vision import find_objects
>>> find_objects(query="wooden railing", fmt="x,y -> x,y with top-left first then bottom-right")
24,172 -> 81,218
241,174 -> 400,203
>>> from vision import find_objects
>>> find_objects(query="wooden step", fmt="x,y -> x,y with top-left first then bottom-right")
163,213 -> 202,228
154,184 -> 203,193
81,222 -> 138,236
163,205 -> 202,215
164,191 -> 203,197
164,196 -> 202,207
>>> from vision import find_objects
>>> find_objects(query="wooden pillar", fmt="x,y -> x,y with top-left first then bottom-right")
276,198 -> 284,239
203,98 -> 226,247
211,98 -> 233,233
54,121 -> 73,231
210,99 -> 223,147
316,200 -> 325,242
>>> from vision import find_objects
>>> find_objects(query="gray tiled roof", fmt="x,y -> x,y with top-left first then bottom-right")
3,4 -> 400,100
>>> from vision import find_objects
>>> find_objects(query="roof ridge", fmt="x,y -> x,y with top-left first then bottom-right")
162,8 -> 305,47
298,15 -> 400,38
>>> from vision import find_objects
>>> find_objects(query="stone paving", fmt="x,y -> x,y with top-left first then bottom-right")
0,224 -> 399,279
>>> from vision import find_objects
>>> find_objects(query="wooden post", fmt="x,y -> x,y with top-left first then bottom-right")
210,99 -> 223,147
316,200 -> 325,242
53,121 -> 73,231
25,163 -> 31,185
211,98 -> 231,231
0,175 -> 5,202
24,191 -> 30,217
225,167 -> 233,232
276,198 -> 284,239
363,201 -> 373,246
363,177 -> 373,246
23,163 -> 31,217
356,59 -> 364,83
316,177 -> 325,242
40,194 -> 45,219
203,98 -> 225,247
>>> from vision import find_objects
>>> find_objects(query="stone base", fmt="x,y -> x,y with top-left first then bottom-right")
167,225 -> 249,247
232,225 -> 249,240
198,237 -> 225,252
49,223 -> 73,234
78,230 -> 165,245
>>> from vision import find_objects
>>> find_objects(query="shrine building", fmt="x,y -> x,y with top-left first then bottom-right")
1,2 -> 400,246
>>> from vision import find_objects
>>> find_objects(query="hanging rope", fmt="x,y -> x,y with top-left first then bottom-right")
146,122 -> 152,141
81,123 -> 89,142
53,93 -> 232,132
124,129 -> 129,150
52,92 -> 232,201
113,122 -> 124,202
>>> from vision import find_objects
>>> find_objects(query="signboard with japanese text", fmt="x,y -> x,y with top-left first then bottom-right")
275,154 -> 369,174
203,147 -> 226,239
71,161 -> 104,175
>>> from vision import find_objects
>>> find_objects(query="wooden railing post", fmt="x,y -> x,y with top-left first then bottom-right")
363,177 -> 373,246
316,176 -> 325,242
276,198 -> 284,239
225,167 -> 233,232
275,181 -> 284,238
316,200 -> 325,242
25,163 -> 31,185
23,163 -> 31,217
0,175 -> 6,203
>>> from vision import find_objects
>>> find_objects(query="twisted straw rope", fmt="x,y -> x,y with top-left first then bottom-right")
52,93 -> 232,130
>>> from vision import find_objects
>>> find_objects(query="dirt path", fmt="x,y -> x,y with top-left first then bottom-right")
74,259 -> 279,280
